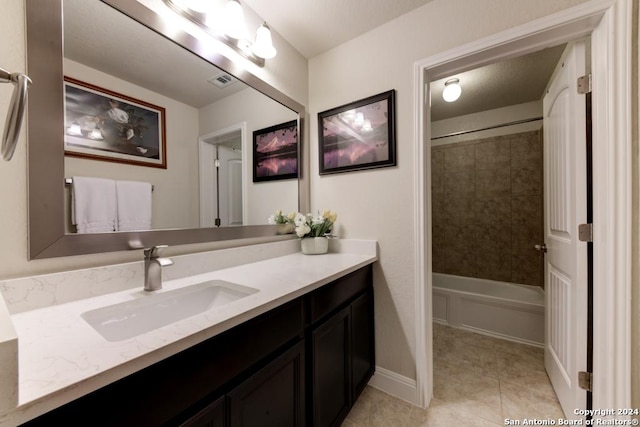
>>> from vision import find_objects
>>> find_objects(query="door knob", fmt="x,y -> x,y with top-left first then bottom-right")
534,243 -> 547,253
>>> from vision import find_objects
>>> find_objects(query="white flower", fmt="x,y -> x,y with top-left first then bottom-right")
294,212 -> 307,226
267,215 -> 276,224
312,213 -> 324,225
296,223 -> 311,237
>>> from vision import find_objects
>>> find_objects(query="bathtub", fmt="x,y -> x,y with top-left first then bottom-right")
432,273 -> 544,346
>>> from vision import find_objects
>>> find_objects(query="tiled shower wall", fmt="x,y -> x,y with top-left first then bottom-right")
431,130 -> 544,287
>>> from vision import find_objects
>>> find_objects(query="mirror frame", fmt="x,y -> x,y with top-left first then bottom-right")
25,0 -> 308,259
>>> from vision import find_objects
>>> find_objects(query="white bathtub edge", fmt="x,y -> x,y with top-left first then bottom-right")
432,273 -> 545,346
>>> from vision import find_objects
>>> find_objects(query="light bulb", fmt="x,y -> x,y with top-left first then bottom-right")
223,0 -> 246,39
443,78 -> 461,102
253,23 -> 277,59
89,127 -> 104,140
67,122 -> 82,136
353,112 -> 364,127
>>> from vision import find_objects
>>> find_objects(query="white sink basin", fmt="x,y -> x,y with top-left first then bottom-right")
81,280 -> 259,342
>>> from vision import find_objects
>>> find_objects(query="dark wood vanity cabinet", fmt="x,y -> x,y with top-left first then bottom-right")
181,341 -> 305,427
21,264 -> 374,427
308,267 -> 375,427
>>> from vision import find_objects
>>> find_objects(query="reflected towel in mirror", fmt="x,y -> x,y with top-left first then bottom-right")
116,180 -> 152,231
71,176 -> 117,233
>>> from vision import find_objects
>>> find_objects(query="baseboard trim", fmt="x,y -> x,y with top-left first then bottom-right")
367,366 -> 419,406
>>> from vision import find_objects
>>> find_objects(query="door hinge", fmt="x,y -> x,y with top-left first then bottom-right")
577,74 -> 592,94
578,223 -> 593,242
579,371 -> 593,392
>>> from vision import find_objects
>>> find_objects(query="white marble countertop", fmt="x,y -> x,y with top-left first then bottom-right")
2,244 -> 377,425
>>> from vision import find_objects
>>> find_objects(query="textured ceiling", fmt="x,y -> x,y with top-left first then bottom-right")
241,0 -> 436,58
430,45 -> 566,121
241,0 -> 564,119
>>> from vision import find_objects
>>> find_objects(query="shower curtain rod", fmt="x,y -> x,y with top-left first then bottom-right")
431,116 -> 542,141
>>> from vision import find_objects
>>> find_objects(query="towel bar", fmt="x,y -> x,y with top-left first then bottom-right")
65,178 -> 154,191
1,67 -> 32,161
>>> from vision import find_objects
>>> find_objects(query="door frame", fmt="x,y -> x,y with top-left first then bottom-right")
198,122 -> 248,227
413,0 -> 631,413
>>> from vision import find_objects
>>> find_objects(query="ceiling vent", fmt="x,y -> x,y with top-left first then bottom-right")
208,73 -> 237,88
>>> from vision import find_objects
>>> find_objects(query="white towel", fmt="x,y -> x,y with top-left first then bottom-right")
116,180 -> 152,231
71,176 -> 117,233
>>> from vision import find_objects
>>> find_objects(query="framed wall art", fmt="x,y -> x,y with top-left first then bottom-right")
63,76 -> 167,169
318,89 -> 396,175
253,119 -> 299,182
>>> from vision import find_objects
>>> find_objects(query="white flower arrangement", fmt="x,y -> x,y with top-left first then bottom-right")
294,209 -> 337,239
267,210 -> 295,225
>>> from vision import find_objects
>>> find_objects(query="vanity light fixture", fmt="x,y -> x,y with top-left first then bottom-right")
67,121 -> 82,136
162,0 -> 277,67
442,78 -> 462,102
252,23 -> 277,59
223,0 -> 246,40
89,127 -> 104,140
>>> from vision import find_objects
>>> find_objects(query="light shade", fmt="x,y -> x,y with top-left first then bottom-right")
253,23 -> 277,59
443,78 -> 462,102
223,0 -> 246,39
67,122 -> 82,136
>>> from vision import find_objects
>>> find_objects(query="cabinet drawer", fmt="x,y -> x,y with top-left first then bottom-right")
309,265 -> 372,325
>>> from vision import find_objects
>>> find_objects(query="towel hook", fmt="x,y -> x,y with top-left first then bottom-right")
1,67 -> 32,161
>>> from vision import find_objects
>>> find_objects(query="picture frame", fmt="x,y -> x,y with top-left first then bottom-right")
63,76 -> 167,169
318,89 -> 396,175
253,119 -> 299,182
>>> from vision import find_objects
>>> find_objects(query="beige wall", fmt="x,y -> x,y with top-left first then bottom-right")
309,0 -> 591,380
0,0 -> 308,280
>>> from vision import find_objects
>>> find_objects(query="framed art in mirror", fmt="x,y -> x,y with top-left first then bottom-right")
253,119 -> 298,182
64,77 -> 167,169
318,89 -> 396,175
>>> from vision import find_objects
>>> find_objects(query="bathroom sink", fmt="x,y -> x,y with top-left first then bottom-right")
81,280 -> 259,342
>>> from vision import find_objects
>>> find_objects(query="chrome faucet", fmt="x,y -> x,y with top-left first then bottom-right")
143,245 -> 174,291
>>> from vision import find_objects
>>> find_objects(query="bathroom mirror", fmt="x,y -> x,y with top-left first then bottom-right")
25,0 -> 307,259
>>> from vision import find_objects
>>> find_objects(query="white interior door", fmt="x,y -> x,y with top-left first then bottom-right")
218,145 -> 243,226
542,41 -> 588,418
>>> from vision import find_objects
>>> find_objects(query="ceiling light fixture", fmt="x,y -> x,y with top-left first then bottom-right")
162,0 -> 277,67
442,78 -> 462,102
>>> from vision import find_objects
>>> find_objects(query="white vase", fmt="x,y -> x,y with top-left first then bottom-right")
301,237 -> 329,255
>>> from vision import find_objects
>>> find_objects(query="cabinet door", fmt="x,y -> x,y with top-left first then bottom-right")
311,306 -> 351,427
228,340 -> 305,427
351,289 -> 375,401
180,396 -> 225,427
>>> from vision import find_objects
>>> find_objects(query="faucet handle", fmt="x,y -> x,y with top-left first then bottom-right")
144,245 -> 169,259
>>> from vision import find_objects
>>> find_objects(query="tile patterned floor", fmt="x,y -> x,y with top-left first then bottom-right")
343,323 -> 564,426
